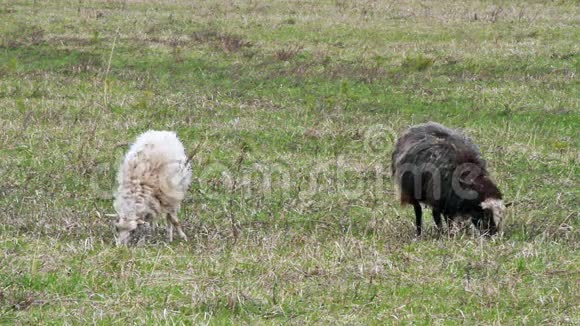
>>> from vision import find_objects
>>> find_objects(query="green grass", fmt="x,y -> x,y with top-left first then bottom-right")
0,0 -> 578,324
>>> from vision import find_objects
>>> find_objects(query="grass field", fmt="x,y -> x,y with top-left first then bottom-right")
0,0 -> 578,324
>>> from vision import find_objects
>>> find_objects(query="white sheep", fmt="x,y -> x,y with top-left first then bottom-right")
113,130 -> 192,245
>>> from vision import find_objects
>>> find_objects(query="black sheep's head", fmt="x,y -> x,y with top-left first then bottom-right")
480,198 -> 505,236
465,174 -> 504,236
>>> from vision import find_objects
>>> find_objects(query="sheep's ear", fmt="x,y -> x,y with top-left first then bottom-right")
137,219 -> 152,229
115,219 -> 138,231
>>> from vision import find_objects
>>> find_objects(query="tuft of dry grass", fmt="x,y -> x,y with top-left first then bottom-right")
274,46 -> 302,61
191,29 -> 252,53
219,34 -> 252,53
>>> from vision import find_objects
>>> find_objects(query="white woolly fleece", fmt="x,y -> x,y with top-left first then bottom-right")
113,130 -> 192,244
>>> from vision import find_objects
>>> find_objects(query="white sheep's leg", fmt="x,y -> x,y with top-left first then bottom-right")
167,212 -> 187,242
166,216 -> 174,242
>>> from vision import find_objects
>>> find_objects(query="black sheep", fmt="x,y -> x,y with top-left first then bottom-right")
391,122 -> 504,236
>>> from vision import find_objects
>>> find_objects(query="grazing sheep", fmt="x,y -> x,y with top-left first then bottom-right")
391,122 -> 504,236
114,130 -> 192,245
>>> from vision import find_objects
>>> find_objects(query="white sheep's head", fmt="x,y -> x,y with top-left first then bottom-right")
114,217 -> 144,246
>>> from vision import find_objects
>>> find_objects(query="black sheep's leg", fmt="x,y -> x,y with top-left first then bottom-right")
433,209 -> 442,231
412,201 -> 422,236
